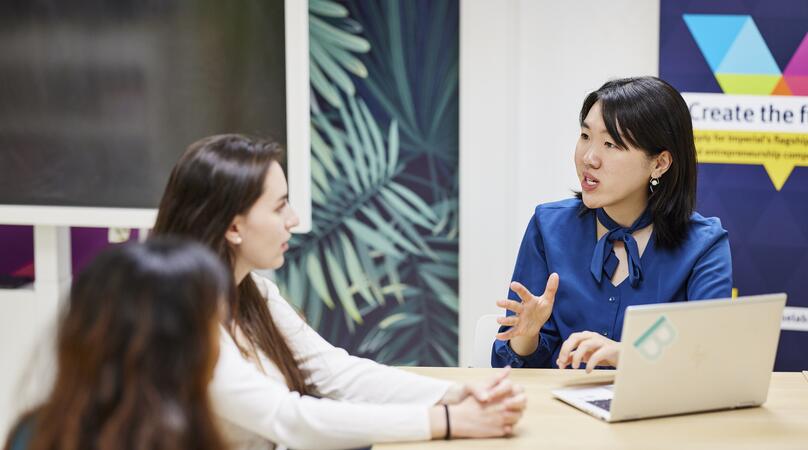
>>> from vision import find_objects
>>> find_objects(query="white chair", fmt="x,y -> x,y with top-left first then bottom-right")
471,314 -> 502,368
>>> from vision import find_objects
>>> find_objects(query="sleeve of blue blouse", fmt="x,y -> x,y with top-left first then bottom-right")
491,207 -> 561,368
687,224 -> 733,301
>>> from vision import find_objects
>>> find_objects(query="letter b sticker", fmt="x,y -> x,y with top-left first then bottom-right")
633,316 -> 677,361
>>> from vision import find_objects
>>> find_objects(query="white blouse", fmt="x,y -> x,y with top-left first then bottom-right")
209,274 -> 452,450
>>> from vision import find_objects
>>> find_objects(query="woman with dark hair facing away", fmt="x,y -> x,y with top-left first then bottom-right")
492,76 -> 732,371
4,238 -> 231,450
152,134 -> 526,450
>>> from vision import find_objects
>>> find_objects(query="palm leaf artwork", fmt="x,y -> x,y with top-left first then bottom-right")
347,0 -> 459,165
276,0 -> 459,366
308,0 -> 370,107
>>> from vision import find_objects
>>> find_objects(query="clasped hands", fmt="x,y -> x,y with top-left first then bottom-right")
495,273 -> 621,372
438,366 -> 527,437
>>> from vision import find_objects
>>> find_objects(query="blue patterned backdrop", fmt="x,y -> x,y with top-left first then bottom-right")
661,0 -> 808,371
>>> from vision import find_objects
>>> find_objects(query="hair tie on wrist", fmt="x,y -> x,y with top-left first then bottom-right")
444,404 -> 451,440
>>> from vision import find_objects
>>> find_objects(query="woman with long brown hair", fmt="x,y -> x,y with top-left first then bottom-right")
152,134 -> 527,450
4,238 -> 231,450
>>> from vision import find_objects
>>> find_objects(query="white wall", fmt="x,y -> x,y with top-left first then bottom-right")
459,0 -> 661,366
0,227 -> 68,439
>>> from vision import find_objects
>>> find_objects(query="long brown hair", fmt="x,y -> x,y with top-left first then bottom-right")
4,238 -> 229,450
151,134 -> 309,395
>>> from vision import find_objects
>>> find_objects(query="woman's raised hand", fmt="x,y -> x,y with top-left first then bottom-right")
495,273 -> 559,342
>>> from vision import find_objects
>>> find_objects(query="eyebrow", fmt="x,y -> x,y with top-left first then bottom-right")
276,194 -> 288,205
581,120 -> 612,136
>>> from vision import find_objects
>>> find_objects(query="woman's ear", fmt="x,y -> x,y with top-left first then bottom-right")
652,150 -> 673,178
225,217 -> 244,245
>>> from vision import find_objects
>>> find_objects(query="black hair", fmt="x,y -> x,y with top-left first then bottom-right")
576,76 -> 697,249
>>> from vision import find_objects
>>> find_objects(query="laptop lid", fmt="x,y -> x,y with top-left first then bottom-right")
609,293 -> 786,421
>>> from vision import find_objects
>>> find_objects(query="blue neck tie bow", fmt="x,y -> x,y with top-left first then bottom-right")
590,208 -> 653,288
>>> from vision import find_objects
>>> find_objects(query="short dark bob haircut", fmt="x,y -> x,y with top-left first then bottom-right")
577,76 -> 697,249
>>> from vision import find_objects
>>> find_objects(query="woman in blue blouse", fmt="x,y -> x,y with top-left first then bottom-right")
491,76 -> 732,371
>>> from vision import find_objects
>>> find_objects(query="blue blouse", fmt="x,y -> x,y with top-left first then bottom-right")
6,415 -> 35,450
491,198 -> 732,368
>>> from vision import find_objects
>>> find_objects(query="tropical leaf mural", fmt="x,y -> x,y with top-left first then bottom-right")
275,0 -> 459,366
308,0 -> 369,107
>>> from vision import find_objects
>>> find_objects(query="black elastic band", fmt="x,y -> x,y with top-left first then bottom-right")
443,404 -> 451,440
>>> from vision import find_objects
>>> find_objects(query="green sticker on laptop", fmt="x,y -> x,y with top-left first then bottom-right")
633,315 -> 677,361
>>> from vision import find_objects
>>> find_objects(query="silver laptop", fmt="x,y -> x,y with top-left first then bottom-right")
552,293 -> 786,422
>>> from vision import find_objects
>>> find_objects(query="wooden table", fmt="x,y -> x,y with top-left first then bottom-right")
375,368 -> 808,450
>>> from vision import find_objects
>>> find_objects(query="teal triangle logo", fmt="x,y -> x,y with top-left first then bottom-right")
684,14 -> 747,72
716,18 -> 780,75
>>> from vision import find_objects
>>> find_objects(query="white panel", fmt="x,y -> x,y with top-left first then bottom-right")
0,205 -> 156,228
513,0 -> 661,225
459,0 -> 520,367
286,0 -> 312,233
0,226 -> 69,441
782,307 -> 808,332
0,293 -> 58,441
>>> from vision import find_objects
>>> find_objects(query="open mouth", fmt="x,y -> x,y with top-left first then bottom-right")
582,172 -> 600,190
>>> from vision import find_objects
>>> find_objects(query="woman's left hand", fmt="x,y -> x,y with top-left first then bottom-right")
556,332 -> 621,373
440,366 -> 523,405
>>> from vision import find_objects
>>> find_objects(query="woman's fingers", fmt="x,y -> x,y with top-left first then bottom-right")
495,299 -> 523,315
542,273 -> 560,304
557,332 -> 619,371
502,409 -> 522,426
509,281 -> 535,302
557,331 -> 589,368
471,367 -> 512,402
585,348 -> 607,373
503,392 -> 527,412
570,339 -> 599,369
586,344 -> 619,373
485,366 -> 511,389
496,315 -> 518,327
495,328 -> 516,341
484,378 -> 515,403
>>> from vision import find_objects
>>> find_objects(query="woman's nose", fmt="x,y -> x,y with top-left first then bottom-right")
286,208 -> 300,229
582,146 -> 600,168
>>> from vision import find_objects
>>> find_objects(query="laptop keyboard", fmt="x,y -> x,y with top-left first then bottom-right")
587,399 -> 612,411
